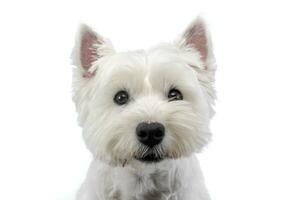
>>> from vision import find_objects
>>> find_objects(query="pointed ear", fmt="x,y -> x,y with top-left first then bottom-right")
177,18 -> 217,103
72,24 -> 113,78
180,17 -> 216,71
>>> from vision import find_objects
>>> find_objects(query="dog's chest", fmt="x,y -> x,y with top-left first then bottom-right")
112,168 -> 179,200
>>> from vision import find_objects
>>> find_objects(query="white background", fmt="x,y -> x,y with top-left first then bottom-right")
0,0 -> 299,200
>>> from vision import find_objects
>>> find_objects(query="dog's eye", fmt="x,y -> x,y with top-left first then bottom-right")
114,90 -> 129,105
168,88 -> 183,101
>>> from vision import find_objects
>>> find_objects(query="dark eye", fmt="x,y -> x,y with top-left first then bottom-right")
114,90 -> 129,105
168,88 -> 183,101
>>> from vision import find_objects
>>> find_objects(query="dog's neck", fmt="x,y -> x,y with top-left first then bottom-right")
96,157 -> 188,199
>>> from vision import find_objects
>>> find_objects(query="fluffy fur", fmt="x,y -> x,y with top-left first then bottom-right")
72,17 -> 216,200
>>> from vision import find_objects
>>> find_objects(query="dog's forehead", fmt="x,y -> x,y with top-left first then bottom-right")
147,43 -> 184,62
104,45 -> 192,79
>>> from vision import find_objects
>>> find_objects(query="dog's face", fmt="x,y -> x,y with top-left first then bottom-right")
72,19 -> 216,166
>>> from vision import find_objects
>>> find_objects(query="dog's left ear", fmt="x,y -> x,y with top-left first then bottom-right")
178,17 -> 216,74
72,24 -> 114,78
177,17 -> 217,102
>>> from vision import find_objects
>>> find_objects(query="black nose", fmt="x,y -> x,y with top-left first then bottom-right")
136,122 -> 165,147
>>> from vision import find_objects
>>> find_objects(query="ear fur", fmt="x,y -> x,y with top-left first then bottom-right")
179,17 -> 216,72
177,17 -> 217,105
71,24 -> 114,78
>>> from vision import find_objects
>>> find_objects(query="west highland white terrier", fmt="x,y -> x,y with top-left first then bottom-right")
71,17 -> 216,200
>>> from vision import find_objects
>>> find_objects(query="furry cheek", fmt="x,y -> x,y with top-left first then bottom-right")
163,101 -> 211,158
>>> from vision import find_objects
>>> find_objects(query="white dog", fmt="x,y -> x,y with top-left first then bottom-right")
71,17 -> 216,200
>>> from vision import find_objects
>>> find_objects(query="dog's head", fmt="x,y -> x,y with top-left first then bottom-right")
71,18 -> 216,166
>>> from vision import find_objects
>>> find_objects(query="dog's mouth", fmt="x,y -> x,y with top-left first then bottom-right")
135,153 -> 164,163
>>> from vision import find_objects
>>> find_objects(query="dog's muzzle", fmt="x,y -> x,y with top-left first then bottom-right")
136,122 -> 165,147
135,122 -> 165,162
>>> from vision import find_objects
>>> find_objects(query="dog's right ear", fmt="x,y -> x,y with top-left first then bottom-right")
72,24 -> 114,78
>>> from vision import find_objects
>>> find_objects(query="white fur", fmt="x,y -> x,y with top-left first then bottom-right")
72,17 -> 216,200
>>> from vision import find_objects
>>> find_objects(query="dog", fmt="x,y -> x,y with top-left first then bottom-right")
71,17 -> 216,200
